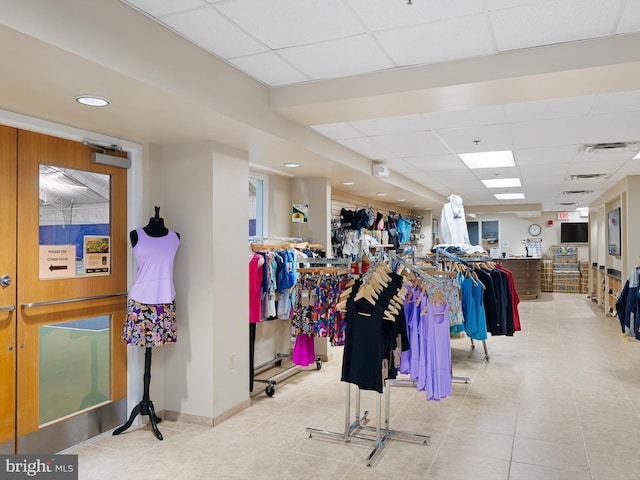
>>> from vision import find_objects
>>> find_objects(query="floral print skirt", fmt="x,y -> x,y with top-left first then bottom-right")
123,298 -> 177,346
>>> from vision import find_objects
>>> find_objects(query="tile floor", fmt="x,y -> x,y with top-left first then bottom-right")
66,293 -> 640,479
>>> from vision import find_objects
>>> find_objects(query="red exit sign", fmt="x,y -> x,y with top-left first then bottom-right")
557,212 -> 570,220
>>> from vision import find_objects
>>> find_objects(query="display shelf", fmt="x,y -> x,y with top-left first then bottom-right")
605,271 -> 622,317
590,265 -> 599,302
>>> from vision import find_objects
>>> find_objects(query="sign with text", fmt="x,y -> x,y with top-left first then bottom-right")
292,204 -> 308,223
39,245 -> 76,279
557,211 -> 570,220
0,454 -> 78,479
83,236 -> 111,275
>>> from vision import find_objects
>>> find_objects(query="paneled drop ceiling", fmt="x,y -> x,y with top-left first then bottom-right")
1,0 -> 640,213
121,0 -> 640,212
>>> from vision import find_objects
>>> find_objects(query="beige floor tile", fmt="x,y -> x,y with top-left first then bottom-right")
589,454 -> 640,480
65,294 -> 640,480
515,416 -> 583,445
427,451 -> 510,480
512,437 -> 590,472
509,462 -> 592,480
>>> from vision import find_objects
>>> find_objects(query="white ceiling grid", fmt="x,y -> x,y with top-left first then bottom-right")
119,0 -> 640,212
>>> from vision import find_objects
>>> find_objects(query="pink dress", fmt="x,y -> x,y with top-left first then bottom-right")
249,254 -> 263,324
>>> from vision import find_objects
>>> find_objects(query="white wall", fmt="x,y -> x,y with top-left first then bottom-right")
290,177 -> 331,248
152,141 -> 249,421
267,174 -> 292,237
470,212 -> 590,261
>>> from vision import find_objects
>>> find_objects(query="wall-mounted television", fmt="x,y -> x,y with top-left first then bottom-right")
608,207 -> 621,256
560,222 -> 589,243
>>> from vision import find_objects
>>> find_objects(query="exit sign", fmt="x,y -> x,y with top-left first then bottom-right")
557,212 -> 570,220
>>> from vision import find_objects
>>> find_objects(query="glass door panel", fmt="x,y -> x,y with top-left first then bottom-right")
16,130 -> 128,453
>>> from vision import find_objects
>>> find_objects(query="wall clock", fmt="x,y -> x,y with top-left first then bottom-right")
528,224 -> 542,236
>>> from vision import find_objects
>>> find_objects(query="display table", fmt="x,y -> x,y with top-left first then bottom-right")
500,258 -> 541,300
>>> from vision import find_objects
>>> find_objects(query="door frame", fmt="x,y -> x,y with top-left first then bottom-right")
0,108 -> 145,450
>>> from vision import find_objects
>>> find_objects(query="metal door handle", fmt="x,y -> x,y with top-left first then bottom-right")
22,292 -> 127,308
0,305 -> 15,312
0,275 -> 11,287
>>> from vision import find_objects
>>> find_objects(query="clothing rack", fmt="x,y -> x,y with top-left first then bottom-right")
306,378 -> 430,466
391,253 -> 487,382
306,253 -> 430,466
253,257 -> 350,397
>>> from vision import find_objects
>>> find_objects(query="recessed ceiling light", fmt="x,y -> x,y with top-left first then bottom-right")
413,204 -> 421,207
494,193 -> 525,200
576,207 -> 589,212
459,151 -> 515,169
342,181 -> 355,186
75,95 -> 110,107
634,152 -> 640,160
376,192 -> 387,196
397,199 -> 406,202
283,162 -> 300,168
481,178 -> 521,188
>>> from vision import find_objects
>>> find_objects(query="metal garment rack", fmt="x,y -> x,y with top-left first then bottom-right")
420,248 -> 491,362
253,352 -> 321,397
306,381 -> 430,466
253,257 -> 351,397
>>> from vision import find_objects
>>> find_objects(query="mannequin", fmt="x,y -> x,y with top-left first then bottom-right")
438,194 -> 470,246
114,206 -> 180,440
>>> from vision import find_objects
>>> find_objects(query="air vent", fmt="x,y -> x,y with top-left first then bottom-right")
557,202 -> 578,206
578,141 -> 640,154
559,190 -> 594,195
567,173 -> 607,181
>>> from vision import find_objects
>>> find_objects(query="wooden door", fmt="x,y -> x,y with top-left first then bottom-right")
15,130 -> 128,453
0,126 -> 17,453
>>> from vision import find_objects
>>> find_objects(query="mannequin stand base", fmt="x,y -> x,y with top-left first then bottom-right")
112,400 -> 163,440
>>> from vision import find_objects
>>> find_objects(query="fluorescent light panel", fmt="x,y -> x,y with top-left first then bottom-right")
481,177 -> 521,188
459,150 -> 515,169
494,193 -> 525,200
634,152 -> 640,160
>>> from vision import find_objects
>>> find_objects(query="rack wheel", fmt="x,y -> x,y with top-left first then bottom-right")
275,359 -> 282,367
265,384 -> 275,397
316,359 -> 322,370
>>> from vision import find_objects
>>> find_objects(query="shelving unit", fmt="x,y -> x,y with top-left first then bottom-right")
605,270 -> 622,317
590,265 -> 599,302
598,267 -> 606,307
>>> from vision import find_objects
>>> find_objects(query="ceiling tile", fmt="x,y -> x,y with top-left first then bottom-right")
567,160 -> 627,175
429,169 -> 479,182
514,145 -> 577,166
590,89 -> 640,114
162,7 -> 267,58
123,0 -> 203,17
216,0 -> 365,49
373,131 -> 451,157
617,0 -> 640,34
505,96 -> 594,123
510,117 -> 587,148
573,150 -> 636,163
615,159 -> 640,174
228,52 -> 309,86
582,111 -> 640,144
345,0 -> 484,31
374,15 -> 494,66
422,106 -> 507,130
490,0 -> 622,52
336,137 -> 396,160
348,114 -> 432,136
277,35 -> 394,80
403,154 -> 467,171
519,162 -> 570,177
310,123 -> 364,140
435,124 -> 512,153
472,166 -> 522,179
487,0 -> 548,10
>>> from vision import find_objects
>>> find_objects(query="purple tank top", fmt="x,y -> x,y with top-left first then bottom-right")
129,228 -> 180,305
